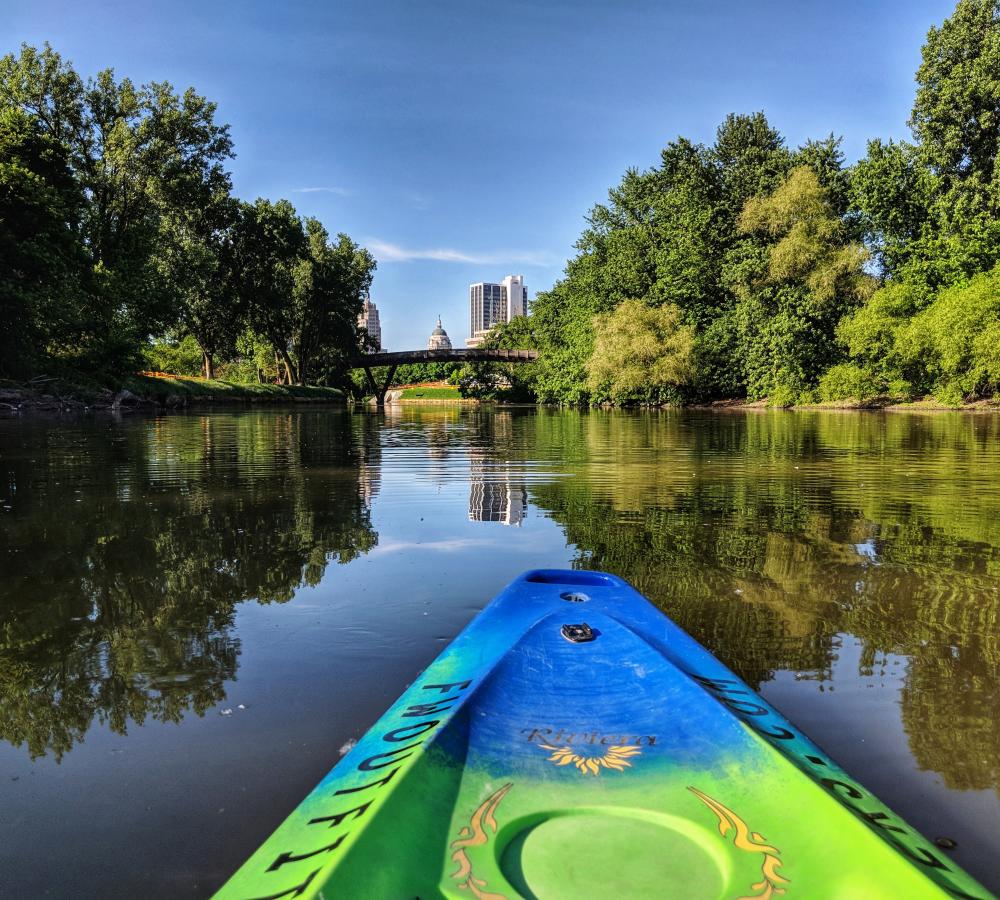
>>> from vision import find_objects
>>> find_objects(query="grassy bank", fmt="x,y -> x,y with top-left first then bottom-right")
125,374 -> 344,403
692,396 -> 1000,412
0,373 -> 344,414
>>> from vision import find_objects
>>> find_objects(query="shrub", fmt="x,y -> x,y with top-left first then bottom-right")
143,335 -> 203,376
900,266 -> 1000,399
932,380 -> 966,408
768,384 -> 798,408
818,363 -> 882,401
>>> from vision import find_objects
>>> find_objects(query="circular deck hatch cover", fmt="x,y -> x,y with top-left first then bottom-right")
501,813 -> 726,899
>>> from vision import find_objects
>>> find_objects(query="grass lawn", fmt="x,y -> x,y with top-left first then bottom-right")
125,374 -> 344,402
398,385 -> 463,400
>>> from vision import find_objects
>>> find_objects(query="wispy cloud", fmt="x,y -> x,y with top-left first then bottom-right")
366,238 -> 555,267
367,538 -> 500,557
405,191 -> 431,211
291,186 -> 352,196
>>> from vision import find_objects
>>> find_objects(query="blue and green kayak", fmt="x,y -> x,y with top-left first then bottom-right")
216,570 -> 991,899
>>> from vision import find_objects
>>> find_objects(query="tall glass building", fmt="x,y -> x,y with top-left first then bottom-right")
467,275 -> 528,347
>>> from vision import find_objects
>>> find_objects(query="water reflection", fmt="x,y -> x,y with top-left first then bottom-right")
0,407 -> 998,895
519,410 -> 1000,796
469,459 -> 527,526
0,412 -> 378,760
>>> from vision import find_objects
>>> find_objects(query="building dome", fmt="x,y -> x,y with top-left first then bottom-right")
427,317 -> 453,351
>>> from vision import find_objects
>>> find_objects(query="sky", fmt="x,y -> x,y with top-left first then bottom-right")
4,0 -> 957,350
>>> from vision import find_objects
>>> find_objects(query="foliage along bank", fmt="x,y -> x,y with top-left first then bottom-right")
0,44 -> 374,390
473,0 -> 1000,409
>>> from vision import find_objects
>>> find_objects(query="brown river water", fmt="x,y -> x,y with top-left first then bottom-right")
0,406 -> 997,896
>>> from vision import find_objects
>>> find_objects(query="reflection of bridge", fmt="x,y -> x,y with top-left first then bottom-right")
346,349 -> 539,406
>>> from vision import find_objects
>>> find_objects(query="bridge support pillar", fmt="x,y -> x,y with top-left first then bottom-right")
362,364 -> 398,408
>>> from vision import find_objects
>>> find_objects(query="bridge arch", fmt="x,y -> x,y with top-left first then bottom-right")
345,349 -> 538,407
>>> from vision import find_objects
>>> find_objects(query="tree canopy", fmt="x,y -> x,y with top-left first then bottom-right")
473,0 -> 1000,408
0,43 -> 374,386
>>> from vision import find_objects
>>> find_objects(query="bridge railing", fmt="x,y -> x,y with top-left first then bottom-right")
345,348 -> 538,367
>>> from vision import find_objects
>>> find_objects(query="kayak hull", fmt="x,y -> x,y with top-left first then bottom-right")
215,570 -> 990,899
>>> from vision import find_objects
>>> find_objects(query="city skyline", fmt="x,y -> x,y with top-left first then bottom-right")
5,0 -> 958,350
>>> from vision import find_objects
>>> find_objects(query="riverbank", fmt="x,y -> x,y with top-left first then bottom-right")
0,375 -> 344,414
692,397 -> 1000,412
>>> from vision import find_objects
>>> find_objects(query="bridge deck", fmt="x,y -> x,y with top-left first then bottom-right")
345,348 -> 537,367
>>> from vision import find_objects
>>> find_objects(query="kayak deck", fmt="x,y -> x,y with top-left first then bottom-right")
215,570 -> 990,899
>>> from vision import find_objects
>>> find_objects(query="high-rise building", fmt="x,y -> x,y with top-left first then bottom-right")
467,274 -> 528,347
427,317 -> 453,351
358,296 -> 382,351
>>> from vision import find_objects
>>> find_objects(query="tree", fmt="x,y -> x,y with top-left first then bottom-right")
712,112 -> 792,217
911,0 -> 1000,200
0,43 -> 235,373
0,107 -> 87,377
289,220 -> 376,385
895,265 -> 1000,403
586,299 -> 694,404
230,198 -> 307,384
892,0 -> 1000,290
734,167 -> 873,402
850,139 -> 937,279
156,194 -> 240,379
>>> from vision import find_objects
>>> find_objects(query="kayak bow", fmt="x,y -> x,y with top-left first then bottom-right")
215,569 -> 991,899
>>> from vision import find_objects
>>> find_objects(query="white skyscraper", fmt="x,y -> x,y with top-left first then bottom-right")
467,275 -> 528,347
357,296 -> 382,351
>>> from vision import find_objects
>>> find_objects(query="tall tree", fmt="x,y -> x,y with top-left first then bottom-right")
0,43 -> 234,372
230,198 -> 307,383
0,107 -> 87,377
288,220 -> 376,385
850,139 -> 937,280
156,193 -> 240,379
911,0 -> 1000,201
733,167 -> 873,401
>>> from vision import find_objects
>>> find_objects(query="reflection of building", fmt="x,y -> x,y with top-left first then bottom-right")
358,296 -> 382,351
469,480 -> 527,525
427,317 -> 452,350
469,451 -> 527,526
467,274 -> 528,347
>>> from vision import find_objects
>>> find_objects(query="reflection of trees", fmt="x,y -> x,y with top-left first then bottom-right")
521,409 -> 1000,795
0,412 -> 378,759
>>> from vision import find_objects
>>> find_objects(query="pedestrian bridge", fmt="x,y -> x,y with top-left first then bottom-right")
345,348 -> 538,406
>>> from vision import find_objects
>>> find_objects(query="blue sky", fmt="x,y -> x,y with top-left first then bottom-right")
5,0 -> 955,350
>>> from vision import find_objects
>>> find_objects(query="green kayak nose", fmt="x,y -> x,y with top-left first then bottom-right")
214,570 -> 992,899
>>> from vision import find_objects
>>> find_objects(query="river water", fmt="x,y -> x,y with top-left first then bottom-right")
0,406 -> 998,896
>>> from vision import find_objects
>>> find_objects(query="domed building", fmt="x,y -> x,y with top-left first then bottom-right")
427,317 -> 453,351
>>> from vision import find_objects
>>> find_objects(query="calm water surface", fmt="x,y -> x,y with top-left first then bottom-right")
1,407 -> 998,896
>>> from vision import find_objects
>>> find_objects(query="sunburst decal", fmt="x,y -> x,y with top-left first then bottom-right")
688,787 -> 789,899
537,743 -> 641,775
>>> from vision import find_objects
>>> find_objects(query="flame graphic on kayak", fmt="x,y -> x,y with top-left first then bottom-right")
538,743 -> 641,775
449,783 -> 513,899
689,787 -> 789,899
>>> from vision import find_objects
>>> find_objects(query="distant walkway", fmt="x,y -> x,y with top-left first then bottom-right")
346,348 -> 538,406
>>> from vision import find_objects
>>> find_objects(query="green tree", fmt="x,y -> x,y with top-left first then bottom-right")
911,0 -> 1000,202
586,300 -> 695,404
230,198 -> 307,384
896,265 -> 1000,403
0,107 -> 87,377
289,220 -> 376,385
0,43 -> 235,373
850,139 -> 937,280
734,167 -> 873,402
156,194 -> 240,378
